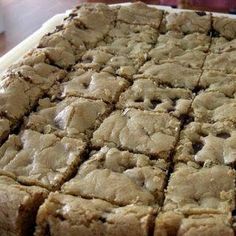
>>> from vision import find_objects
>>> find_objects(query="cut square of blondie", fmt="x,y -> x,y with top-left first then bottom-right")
74,48 -> 138,79
212,16 -> 236,40
35,192 -> 156,236
148,32 -> 210,69
204,51 -> 236,74
135,61 -> 201,89
0,74 -> 41,122
59,70 -> 129,103
25,97 -> 111,140
163,11 -> 211,34
148,45 -> 206,69
204,37 -> 236,73
107,22 -> 158,43
0,175 -> 48,236
157,31 -> 210,52
38,32 -> 86,61
0,129 -> 86,190
92,108 -> 180,160
163,163 -> 235,214
210,37 -> 236,54
68,3 -> 117,35
62,147 -> 168,206
60,3 -> 117,49
199,70 -> 236,97
0,52 -> 66,127
155,212 -> 234,236
191,91 -> 236,123
117,2 -> 163,28
99,37 -> 153,65
174,121 -> 236,165
117,79 -> 192,117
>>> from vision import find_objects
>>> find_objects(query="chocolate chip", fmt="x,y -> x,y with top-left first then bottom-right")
216,132 -> 231,139
196,11 -> 206,16
99,217 -> 106,223
83,56 -> 93,63
167,108 -> 175,112
171,97 -> 179,107
179,114 -> 194,125
82,82 -> 89,89
232,209 -> 236,216
56,214 -> 66,221
208,29 -> 220,38
55,24 -> 64,31
192,85 -> 204,94
199,131 -> 207,137
134,98 -> 144,103
150,99 -> 162,109
192,141 -> 203,154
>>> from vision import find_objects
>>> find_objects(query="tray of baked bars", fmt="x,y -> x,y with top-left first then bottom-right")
0,2 -> 236,236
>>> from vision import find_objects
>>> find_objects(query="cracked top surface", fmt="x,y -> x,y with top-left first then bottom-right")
213,16 -> 236,40
60,70 -> 129,103
204,37 -> 236,73
199,70 -> 236,97
107,22 -> 158,43
57,3 -> 117,49
155,212 -> 234,236
117,2 -> 163,28
163,163 -> 235,214
148,43 -> 206,69
163,11 -> 211,34
175,121 -> 236,165
136,61 -> 201,89
62,147 -> 168,206
204,51 -> 236,74
69,3 -> 116,34
3,50 -> 68,120
92,108 -> 180,159
210,37 -> 236,53
117,79 -> 192,117
191,91 -> 236,123
157,31 -> 210,51
25,97 -> 111,140
0,129 -> 86,190
0,64 -> 65,122
148,32 -> 210,69
99,37 -> 152,64
75,48 -> 138,79
36,192 -> 156,236
0,75 -> 41,121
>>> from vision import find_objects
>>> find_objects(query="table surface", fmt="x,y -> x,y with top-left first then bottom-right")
0,0 -> 82,56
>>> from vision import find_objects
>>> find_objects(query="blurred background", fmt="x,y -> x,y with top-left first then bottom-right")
0,0 -> 236,56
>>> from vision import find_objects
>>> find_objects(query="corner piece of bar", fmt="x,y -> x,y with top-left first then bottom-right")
117,2 -> 163,29
0,129 -> 86,190
0,175 -> 48,236
154,212 -> 234,236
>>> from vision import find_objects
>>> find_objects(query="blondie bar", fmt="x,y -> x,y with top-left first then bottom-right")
92,108 -> 180,160
62,147 -> 168,206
